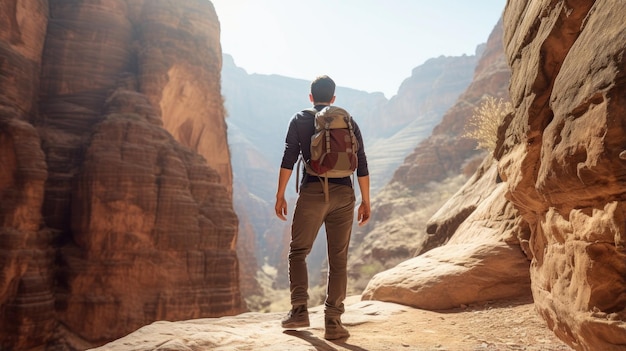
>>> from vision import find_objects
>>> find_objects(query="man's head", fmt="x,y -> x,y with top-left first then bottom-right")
310,75 -> 336,104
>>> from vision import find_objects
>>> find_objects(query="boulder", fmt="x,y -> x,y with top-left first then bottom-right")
363,158 -> 531,309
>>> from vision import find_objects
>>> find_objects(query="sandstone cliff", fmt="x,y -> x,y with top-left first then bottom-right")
500,1 -> 626,349
0,1 -> 244,350
1,1 -> 54,348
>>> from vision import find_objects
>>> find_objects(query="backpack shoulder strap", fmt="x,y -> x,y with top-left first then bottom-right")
302,108 -> 318,117
295,108 -> 318,193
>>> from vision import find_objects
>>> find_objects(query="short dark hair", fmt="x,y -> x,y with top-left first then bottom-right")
310,75 -> 335,103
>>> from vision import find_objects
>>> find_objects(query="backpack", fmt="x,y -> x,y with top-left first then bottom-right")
297,106 -> 359,201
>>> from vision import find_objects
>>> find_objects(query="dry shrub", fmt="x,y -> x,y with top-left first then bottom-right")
463,96 -> 512,152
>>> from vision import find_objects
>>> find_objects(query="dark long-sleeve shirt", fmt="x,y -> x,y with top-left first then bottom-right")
280,105 -> 369,188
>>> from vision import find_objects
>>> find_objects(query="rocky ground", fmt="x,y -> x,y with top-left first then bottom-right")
91,295 -> 572,351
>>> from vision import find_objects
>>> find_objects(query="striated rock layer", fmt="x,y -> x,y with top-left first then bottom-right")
501,1 -> 626,350
0,1 -> 53,349
0,1 -> 244,350
0,118 -> 53,349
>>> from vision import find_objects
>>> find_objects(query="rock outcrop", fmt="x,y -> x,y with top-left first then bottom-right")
500,1 -> 626,350
362,156 -> 532,309
0,1 -> 244,350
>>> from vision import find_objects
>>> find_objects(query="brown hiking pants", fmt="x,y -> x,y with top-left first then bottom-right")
288,181 -> 356,318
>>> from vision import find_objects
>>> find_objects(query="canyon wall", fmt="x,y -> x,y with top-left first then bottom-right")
1,0 -> 54,347
0,1 -> 244,350
501,1 -> 626,350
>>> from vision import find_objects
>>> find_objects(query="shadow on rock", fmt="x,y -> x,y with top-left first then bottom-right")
283,330 -> 369,351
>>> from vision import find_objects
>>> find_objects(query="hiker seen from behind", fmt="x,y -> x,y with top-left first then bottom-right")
274,75 -> 371,340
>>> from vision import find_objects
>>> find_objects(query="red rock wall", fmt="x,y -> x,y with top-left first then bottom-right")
0,0 -> 244,349
0,1 -> 54,349
128,0 -> 232,192
501,1 -> 626,350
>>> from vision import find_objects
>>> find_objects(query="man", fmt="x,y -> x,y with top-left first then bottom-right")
274,75 -> 371,340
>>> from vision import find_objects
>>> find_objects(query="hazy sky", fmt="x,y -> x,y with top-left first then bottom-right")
211,1 -> 507,99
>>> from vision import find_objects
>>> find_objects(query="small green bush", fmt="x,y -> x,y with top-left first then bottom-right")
463,96 -> 513,152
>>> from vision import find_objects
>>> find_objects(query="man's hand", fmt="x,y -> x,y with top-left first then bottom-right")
356,175 -> 371,226
275,168 -> 293,221
357,201 -> 370,226
275,196 -> 288,221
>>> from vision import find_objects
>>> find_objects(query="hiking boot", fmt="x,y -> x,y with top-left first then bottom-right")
281,305 -> 309,329
324,317 -> 350,340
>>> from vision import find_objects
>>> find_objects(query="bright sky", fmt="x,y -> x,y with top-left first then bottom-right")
211,0 -> 506,99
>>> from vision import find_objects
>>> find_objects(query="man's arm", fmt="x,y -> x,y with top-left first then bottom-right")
357,175 -> 371,226
275,114 -> 301,221
275,167 -> 293,221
